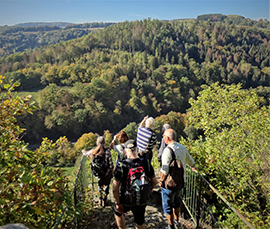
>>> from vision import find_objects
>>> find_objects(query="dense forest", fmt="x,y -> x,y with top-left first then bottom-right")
1,14 -> 270,228
0,14 -> 269,144
0,22 -> 115,56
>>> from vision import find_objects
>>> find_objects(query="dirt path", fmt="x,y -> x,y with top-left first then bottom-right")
83,186 -> 195,229
83,169 -> 196,229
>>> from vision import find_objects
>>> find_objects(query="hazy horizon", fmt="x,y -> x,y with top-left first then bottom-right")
0,0 -> 269,26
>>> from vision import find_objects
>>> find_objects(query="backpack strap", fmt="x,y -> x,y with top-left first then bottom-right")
167,146 -> 176,162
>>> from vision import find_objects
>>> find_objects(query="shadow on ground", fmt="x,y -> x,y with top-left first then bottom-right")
76,187 -> 195,229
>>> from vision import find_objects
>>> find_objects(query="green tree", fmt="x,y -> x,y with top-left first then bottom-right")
74,132 -> 97,152
104,130 -> 112,146
122,122 -> 138,140
188,83 -> 270,227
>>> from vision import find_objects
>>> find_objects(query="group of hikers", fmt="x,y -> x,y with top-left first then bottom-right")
82,115 -> 196,229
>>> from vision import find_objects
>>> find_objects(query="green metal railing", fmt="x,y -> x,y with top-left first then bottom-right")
53,155 -> 87,229
183,165 -> 256,229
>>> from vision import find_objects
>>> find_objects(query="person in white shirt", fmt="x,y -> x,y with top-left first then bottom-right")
159,128 -> 196,229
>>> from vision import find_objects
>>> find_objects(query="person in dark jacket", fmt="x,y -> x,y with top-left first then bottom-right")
112,139 -> 158,229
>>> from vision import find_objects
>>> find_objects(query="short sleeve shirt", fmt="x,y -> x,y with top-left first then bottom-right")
136,126 -> 157,152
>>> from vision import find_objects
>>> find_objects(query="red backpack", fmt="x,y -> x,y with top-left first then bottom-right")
124,160 -> 151,206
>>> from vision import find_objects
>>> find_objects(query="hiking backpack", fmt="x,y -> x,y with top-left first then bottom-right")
91,152 -> 108,178
164,147 -> 185,191
124,160 -> 151,206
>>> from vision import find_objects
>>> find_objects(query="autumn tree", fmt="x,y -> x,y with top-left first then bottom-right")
74,132 -> 97,152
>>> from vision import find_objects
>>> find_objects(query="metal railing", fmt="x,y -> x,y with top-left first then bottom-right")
53,153 -> 257,229
53,155 -> 87,229
183,165 -> 256,229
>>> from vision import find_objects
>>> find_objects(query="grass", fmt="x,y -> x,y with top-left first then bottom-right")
62,166 -> 75,178
16,90 -> 40,106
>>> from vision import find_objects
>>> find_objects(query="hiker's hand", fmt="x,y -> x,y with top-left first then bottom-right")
159,180 -> 164,188
143,115 -> 148,121
192,166 -> 197,172
82,149 -> 92,157
116,204 -> 124,214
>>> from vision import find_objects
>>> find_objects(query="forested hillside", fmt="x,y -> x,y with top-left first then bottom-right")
0,22 -> 115,56
0,15 -> 270,143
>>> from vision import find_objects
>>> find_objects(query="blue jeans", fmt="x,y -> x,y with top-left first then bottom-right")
161,188 -> 182,215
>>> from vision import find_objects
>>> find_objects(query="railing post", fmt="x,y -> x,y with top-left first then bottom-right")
196,175 -> 202,228
92,172 -> 94,189
74,187 -> 78,228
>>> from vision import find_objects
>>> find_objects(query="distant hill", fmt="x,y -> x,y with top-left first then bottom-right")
15,22 -> 73,28
196,13 -> 269,28
0,22 -> 116,57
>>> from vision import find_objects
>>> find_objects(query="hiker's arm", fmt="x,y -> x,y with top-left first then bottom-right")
113,179 -> 124,213
109,135 -> 118,149
112,179 -> 121,204
185,147 -> 195,167
185,148 -> 197,171
160,147 -> 171,176
139,115 -> 148,127
159,171 -> 167,188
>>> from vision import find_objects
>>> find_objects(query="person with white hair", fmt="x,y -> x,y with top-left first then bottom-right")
159,128 -> 196,229
136,115 -> 157,163
157,123 -> 171,166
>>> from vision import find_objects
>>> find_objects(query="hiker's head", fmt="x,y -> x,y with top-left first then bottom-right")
163,128 -> 177,143
162,123 -> 171,132
96,136 -> 105,145
117,131 -> 129,144
145,117 -> 155,129
124,139 -> 137,157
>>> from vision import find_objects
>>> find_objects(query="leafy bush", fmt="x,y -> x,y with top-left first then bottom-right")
0,76 -> 73,228
187,83 -> 270,227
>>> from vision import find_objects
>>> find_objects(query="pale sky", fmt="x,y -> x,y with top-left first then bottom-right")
0,0 -> 269,26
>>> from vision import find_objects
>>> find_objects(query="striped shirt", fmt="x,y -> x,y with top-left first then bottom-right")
136,126 -> 157,152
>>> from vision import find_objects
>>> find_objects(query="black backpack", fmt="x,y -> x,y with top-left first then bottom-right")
124,159 -> 151,206
164,147 -> 185,191
91,152 -> 108,178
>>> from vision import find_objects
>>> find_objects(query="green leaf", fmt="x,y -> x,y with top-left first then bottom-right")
4,84 -> 10,89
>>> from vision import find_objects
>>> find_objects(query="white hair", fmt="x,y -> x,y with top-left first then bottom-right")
145,117 -> 155,129
165,129 -> 177,141
162,123 -> 171,132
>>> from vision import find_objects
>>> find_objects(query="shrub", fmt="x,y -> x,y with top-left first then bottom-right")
0,76 -> 73,227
